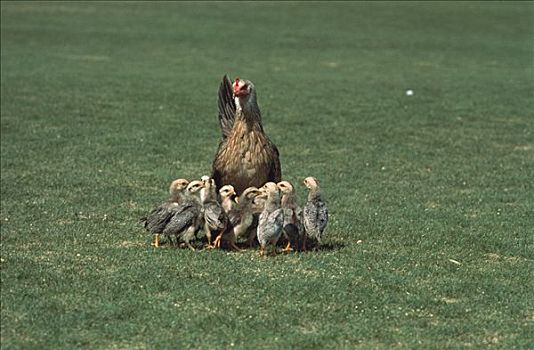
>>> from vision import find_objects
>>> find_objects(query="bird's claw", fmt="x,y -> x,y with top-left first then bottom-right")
230,243 -> 242,252
281,242 -> 293,253
152,234 -> 161,247
212,235 -> 222,248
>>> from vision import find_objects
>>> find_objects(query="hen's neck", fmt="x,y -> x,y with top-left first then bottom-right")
235,92 -> 262,127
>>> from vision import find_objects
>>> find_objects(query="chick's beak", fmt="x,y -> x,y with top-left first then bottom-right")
257,190 -> 268,199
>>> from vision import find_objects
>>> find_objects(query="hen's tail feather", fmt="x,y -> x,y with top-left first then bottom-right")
218,74 -> 236,139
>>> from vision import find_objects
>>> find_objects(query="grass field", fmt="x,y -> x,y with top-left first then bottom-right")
1,2 -> 533,349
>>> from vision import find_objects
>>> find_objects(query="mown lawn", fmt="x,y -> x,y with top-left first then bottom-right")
1,2 -> 533,349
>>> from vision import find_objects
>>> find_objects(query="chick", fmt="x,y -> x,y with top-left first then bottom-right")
238,185 -> 266,247
219,185 -> 237,214
200,176 -> 229,249
229,186 -> 263,246
277,181 -> 303,253
250,187 -> 267,214
142,178 -> 189,247
162,180 -> 204,250
302,177 -> 329,251
256,182 -> 284,256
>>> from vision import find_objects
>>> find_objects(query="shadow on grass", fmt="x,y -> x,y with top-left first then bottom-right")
139,233 -> 347,254
314,241 -> 347,252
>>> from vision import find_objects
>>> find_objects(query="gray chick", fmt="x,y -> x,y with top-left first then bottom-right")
302,176 -> 329,251
277,181 -> 303,253
229,186 -> 263,247
256,182 -> 284,256
162,180 -> 204,250
200,176 -> 229,249
219,185 -> 237,214
142,178 -> 189,247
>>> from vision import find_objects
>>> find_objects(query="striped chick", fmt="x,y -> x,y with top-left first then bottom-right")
200,177 -> 231,249
142,178 -> 189,247
162,180 -> 204,250
302,177 -> 329,251
277,181 -> 303,253
256,182 -> 284,256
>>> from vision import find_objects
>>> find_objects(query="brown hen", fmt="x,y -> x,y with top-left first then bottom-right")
212,75 -> 281,195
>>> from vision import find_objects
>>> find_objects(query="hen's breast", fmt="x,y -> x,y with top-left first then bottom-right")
214,120 -> 273,194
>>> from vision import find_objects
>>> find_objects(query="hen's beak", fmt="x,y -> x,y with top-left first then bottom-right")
233,79 -> 249,97
234,88 -> 246,97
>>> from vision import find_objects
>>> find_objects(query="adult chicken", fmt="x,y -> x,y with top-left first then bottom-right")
212,75 -> 282,195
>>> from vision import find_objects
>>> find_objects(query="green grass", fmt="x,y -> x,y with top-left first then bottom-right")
1,1 -> 533,349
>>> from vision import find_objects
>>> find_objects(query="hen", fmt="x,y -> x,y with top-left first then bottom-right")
212,75 -> 282,195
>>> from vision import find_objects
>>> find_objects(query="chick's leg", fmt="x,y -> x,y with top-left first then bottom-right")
247,229 -> 258,248
212,234 -> 222,249
183,227 -> 196,251
270,244 -> 279,256
216,229 -> 225,248
227,233 -> 241,252
204,223 -> 214,249
152,234 -> 160,247
282,240 -> 293,253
